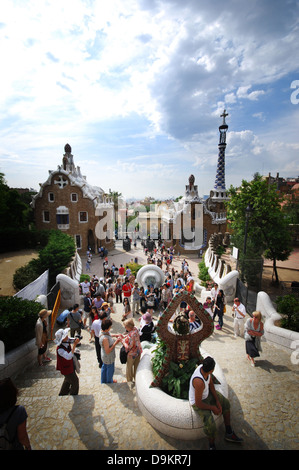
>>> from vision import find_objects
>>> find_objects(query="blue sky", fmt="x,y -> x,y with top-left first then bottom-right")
0,0 -> 298,199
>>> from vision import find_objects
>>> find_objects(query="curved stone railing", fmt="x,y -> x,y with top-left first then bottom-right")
203,246 -> 239,302
256,291 -> 299,354
136,347 -> 228,440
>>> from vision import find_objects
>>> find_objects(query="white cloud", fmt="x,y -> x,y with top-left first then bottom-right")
0,0 -> 298,198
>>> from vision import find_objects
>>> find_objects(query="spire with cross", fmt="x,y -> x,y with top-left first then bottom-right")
214,109 -> 229,192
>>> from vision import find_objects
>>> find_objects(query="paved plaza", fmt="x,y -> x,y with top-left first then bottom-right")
14,243 -> 299,451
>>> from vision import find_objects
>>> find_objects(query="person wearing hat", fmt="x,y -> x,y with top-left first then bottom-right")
35,309 -> 52,366
139,312 -> 155,343
55,329 -> 80,395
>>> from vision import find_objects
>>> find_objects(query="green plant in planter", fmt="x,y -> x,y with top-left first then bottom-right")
151,339 -> 199,399
151,339 -> 167,377
162,358 -> 199,399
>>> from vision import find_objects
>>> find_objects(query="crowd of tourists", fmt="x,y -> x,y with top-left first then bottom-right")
0,246 -> 265,450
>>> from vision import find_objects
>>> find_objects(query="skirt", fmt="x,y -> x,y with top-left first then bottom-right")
246,337 -> 260,358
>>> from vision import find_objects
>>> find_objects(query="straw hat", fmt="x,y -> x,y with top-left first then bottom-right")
39,309 -> 52,319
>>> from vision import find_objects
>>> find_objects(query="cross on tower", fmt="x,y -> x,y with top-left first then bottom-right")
220,109 -> 228,125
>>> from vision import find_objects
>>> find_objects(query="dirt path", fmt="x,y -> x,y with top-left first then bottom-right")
0,250 -> 38,296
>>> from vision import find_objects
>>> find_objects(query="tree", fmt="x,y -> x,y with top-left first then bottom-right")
0,172 -> 30,228
226,176 -> 292,284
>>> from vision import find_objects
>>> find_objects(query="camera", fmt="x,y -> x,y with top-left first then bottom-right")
68,334 -> 83,343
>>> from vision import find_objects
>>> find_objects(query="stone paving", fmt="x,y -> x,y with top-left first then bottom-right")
14,243 -> 299,450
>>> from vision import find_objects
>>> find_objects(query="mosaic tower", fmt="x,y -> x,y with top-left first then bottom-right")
214,109 -> 228,193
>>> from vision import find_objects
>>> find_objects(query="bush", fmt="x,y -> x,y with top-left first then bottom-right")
13,230 -> 76,290
276,294 -> 299,332
125,262 -> 143,278
13,258 -> 42,291
80,274 -> 91,283
198,260 -> 211,287
0,296 -> 43,352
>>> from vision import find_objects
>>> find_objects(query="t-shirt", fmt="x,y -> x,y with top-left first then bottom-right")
91,319 -> 102,337
233,302 -> 246,319
119,267 -> 125,275
67,310 -> 82,329
122,283 -> 133,298
80,281 -> 90,294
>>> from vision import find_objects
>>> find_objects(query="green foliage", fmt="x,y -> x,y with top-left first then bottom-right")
151,339 -> 199,400
13,258 -> 42,291
13,230 -> 76,290
80,274 -> 91,283
198,260 -> 211,287
151,339 -> 167,377
162,359 -> 199,400
39,230 -> 76,286
125,262 -> 143,277
0,296 -> 43,352
226,176 -> 292,283
215,245 -> 226,257
276,294 -> 299,332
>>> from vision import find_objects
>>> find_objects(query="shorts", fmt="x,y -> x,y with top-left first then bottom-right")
192,391 -> 230,439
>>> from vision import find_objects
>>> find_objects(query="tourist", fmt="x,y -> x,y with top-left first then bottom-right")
139,287 -> 147,313
90,310 -> 104,367
203,297 -> 213,317
213,290 -> 226,330
210,283 -> 219,309
35,309 -> 52,366
0,378 -> 31,450
80,278 -> 90,296
174,279 -> 184,293
55,328 -> 80,396
56,308 -> 70,327
146,286 -> 156,310
122,318 -> 143,384
188,310 -> 201,332
83,292 -> 92,329
114,278 -> 123,303
106,286 -> 115,313
232,298 -> 246,338
99,318 -> 122,384
189,356 -> 243,450
139,311 -> 155,342
122,278 -> 133,301
88,306 -> 99,342
132,282 -> 141,316
186,276 -> 195,293
161,283 -> 171,310
92,294 -> 104,312
245,311 -> 264,367
122,297 -> 132,321
118,264 -> 125,281
67,304 -> 83,337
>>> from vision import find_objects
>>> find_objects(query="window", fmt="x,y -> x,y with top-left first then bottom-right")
56,206 -> 69,229
48,192 -> 55,202
43,211 -> 50,222
71,193 -> 78,202
79,211 -> 88,223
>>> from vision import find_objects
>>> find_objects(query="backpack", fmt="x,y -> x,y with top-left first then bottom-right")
0,406 -> 18,450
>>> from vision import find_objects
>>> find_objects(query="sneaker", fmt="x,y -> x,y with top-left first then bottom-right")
225,431 -> 243,443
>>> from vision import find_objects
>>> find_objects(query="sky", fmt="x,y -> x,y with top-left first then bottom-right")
0,0 -> 299,200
